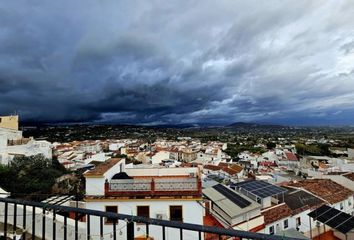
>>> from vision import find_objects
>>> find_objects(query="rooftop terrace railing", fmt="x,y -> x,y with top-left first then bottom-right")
105,178 -> 202,197
0,197 -> 306,240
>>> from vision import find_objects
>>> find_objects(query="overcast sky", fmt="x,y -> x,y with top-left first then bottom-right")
1,1 -> 354,125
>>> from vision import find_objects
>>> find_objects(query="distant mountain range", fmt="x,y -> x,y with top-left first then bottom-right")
21,121 -> 288,129
226,122 -> 287,129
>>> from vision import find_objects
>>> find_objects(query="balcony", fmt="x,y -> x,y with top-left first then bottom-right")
105,177 -> 202,197
0,197 -> 303,240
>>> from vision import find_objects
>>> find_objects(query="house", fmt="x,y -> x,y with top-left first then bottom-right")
196,147 -> 222,163
203,184 -> 264,232
181,148 -> 197,162
149,150 -> 170,164
0,115 -> 52,164
277,151 -> 299,171
283,187 -> 324,237
261,203 -> 292,235
232,180 -> 288,209
286,179 -> 354,219
218,162 -> 244,180
84,158 -> 204,240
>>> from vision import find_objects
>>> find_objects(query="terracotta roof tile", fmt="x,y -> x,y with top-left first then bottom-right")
262,204 -> 292,225
343,172 -> 354,182
204,165 -> 222,171
287,179 -> 353,204
285,152 -> 298,161
229,164 -> 244,173
218,162 -> 229,168
84,158 -> 122,177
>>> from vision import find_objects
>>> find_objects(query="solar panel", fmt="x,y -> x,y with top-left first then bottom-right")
317,209 -> 341,223
213,184 -> 251,208
327,213 -> 349,227
308,205 -> 354,234
337,217 -> 354,234
234,180 -> 287,198
308,205 -> 330,218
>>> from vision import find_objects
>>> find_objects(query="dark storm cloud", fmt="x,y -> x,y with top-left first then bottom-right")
0,0 -> 354,125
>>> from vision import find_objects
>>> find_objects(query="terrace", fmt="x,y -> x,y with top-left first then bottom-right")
105,176 -> 202,197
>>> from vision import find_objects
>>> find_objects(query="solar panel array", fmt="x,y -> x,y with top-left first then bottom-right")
308,205 -> 354,234
234,180 -> 287,198
213,184 -> 251,208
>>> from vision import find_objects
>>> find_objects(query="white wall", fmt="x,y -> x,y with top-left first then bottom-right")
86,177 -> 106,195
126,167 -> 198,177
151,151 -> 170,164
262,217 -> 290,235
85,200 -> 204,240
84,153 -> 110,165
348,148 -> 354,158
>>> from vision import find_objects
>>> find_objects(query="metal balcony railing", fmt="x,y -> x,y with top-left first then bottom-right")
0,197 -> 306,240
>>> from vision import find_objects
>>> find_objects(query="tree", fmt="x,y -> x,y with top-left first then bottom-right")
266,142 -> 276,149
0,154 -> 67,200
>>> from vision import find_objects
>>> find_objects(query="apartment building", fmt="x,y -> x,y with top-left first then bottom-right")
84,158 -> 204,240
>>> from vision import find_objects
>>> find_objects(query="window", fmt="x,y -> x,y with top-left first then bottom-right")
170,206 -> 183,222
348,200 -> 352,207
296,217 -> 301,227
340,202 -> 344,210
105,206 -> 118,224
284,219 -> 288,229
137,206 -> 150,218
269,226 -> 274,235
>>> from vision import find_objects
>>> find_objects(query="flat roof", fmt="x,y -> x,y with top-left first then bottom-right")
203,185 -> 260,218
233,180 -> 287,198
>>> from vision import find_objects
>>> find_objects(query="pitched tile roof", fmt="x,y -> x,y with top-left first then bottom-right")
262,203 -> 292,225
218,162 -> 244,174
284,152 -> 298,161
343,172 -> 354,182
204,164 -> 222,171
283,187 -> 324,215
84,158 -> 122,177
222,167 -> 239,176
287,179 -> 353,204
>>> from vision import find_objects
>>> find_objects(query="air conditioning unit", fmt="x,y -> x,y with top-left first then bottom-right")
156,213 -> 166,220
316,221 -> 321,227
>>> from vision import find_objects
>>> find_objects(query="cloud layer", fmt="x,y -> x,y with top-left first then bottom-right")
1,0 -> 354,125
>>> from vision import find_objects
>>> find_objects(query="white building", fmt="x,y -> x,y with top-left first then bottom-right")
0,116 -> 52,164
203,184 -> 264,232
84,158 -> 204,240
286,179 -> 354,238
149,150 -> 170,164
261,203 -> 292,235
283,187 -> 324,236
